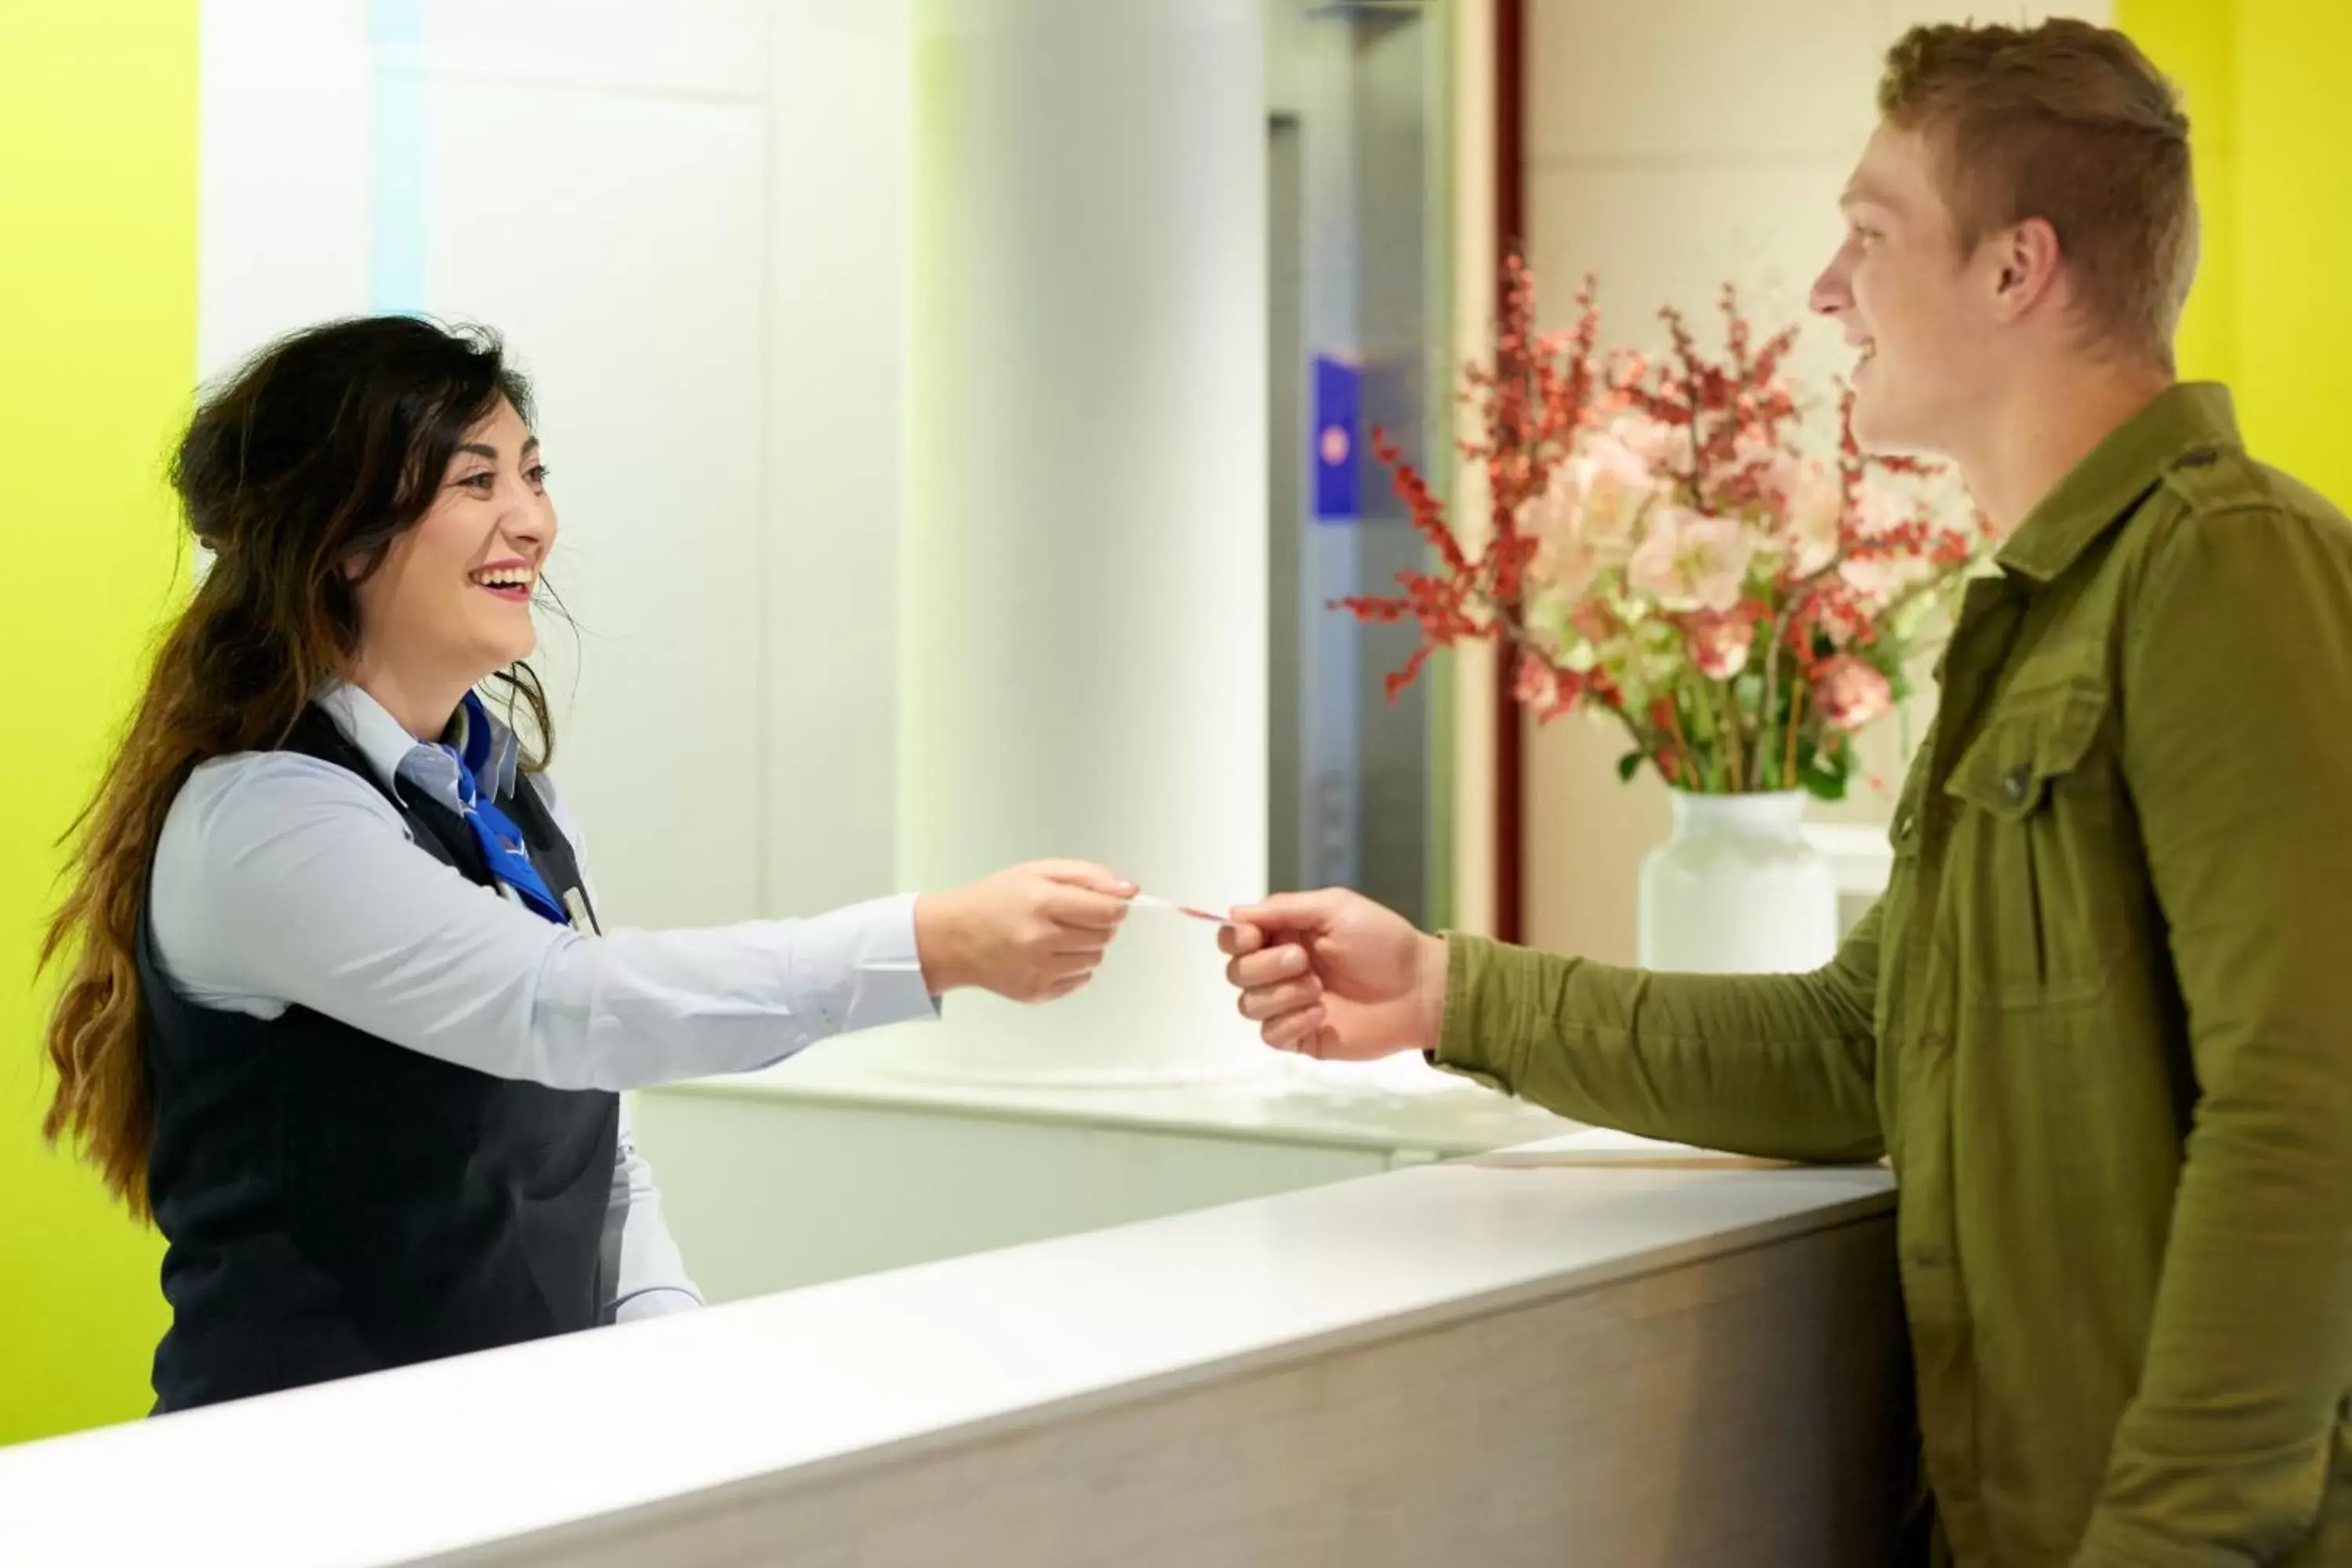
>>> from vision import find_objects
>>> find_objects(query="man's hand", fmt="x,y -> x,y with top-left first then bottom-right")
915,861 -> 1134,1002
1218,889 -> 1447,1059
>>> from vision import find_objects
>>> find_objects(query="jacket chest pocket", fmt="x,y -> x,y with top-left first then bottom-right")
1940,681 -> 2129,1008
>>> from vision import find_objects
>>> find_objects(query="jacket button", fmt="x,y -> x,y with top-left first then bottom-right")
2000,764 -> 2032,806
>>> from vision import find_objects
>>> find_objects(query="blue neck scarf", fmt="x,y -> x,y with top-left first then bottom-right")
440,692 -> 566,925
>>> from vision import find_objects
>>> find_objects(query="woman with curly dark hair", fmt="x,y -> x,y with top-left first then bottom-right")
41,315 -> 1132,1412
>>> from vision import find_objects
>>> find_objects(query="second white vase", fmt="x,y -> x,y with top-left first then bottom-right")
1637,789 -> 1841,975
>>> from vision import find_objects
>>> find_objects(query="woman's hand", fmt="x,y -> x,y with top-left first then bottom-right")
914,861 -> 1136,1002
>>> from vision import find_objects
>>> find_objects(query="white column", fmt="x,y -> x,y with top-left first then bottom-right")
889,0 -> 1269,1084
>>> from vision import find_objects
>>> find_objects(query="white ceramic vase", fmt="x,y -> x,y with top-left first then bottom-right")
1637,789 -> 1841,975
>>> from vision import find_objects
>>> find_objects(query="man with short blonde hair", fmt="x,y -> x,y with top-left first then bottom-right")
1878,19 -> 2196,370
1222,20 -> 2352,1566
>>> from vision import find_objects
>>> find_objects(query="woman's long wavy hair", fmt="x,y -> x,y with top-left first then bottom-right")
42,316 -> 553,1219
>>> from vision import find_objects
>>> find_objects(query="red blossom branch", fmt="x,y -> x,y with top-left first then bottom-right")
1333,255 -> 1988,795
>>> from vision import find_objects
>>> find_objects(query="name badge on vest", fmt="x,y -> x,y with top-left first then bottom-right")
562,887 -> 602,937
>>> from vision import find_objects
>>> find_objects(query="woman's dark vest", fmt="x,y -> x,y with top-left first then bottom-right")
138,706 -> 618,1413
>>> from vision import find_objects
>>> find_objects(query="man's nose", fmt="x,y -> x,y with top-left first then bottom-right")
1809,252 -> 1852,319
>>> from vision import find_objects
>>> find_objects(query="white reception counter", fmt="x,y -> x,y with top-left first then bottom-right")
0,1130 -> 1904,1566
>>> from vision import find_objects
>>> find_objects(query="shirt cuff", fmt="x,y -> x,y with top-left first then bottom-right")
613,1287 -> 703,1325
790,892 -> 941,1036
1427,932 -> 1515,1096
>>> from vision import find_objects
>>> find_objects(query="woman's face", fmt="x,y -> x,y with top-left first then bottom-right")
350,397 -> 554,712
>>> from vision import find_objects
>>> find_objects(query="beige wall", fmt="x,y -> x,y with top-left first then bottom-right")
1449,0 -> 1499,938
1517,0 -> 2108,963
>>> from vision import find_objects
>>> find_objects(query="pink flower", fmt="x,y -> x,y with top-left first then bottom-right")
1524,427 -> 1660,598
1512,653 -> 1581,721
1686,610 -> 1755,680
1835,553 -> 1902,604
1567,600 -> 1621,647
1814,655 -> 1894,731
1526,532 -> 1604,603
1524,499 -> 1605,603
1603,411 -> 1680,469
1732,427 -> 1777,467
1856,482 -> 1912,536
1565,429 -> 1659,546
1626,505 -> 1756,613
1784,459 -> 1844,575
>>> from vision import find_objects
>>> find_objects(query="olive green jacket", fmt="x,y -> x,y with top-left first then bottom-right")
1438,385 -> 2352,1566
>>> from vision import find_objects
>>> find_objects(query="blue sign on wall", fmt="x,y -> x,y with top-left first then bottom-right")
1312,353 -> 1361,521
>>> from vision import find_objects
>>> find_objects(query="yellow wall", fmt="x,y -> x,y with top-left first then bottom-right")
2118,0 -> 2352,508
0,4 -> 196,1443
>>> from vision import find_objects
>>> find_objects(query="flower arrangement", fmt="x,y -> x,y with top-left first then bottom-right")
1341,256 -> 1993,799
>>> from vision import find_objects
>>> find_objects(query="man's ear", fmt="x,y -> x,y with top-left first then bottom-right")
1991,216 -> 2064,322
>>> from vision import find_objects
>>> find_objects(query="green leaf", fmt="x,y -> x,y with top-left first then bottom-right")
1617,750 -> 1643,782
1795,730 -> 1851,802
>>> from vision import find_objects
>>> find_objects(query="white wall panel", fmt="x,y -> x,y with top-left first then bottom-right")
418,0 -> 769,100
199,2 -> 822,931
425,78 -> 771,928
761,0 -> 910,915
196,0 -> 371,381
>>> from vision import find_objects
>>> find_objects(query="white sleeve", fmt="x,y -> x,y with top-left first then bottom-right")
149,752 -> 938,1091
602,1098 -> 702,1324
